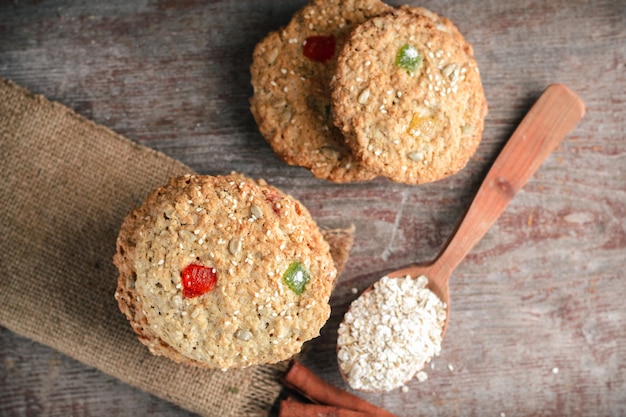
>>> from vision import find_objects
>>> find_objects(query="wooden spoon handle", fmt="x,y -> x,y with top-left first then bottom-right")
435,84 -> 585,276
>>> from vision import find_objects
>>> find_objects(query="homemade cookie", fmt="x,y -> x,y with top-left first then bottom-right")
331,8 -> 488,184
114,174 -> 337,369
249,0 -> 392,182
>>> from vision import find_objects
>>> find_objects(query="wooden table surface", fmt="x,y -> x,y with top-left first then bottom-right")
1,0 -> 624,416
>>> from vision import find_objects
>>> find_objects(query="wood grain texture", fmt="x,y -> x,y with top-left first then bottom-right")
1,0 -> 624,416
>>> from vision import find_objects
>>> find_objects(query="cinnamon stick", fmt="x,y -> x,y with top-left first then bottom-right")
279,400 -> 375,417
281,360 -> 398,417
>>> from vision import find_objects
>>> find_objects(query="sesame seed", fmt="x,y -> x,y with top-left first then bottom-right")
358,88 -> 370,104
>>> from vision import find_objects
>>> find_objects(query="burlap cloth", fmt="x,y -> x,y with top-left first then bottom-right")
0,78 -> 354,417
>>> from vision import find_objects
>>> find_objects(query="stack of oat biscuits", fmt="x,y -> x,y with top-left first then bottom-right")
114,174 -> 339,369
250,0 -> 488,184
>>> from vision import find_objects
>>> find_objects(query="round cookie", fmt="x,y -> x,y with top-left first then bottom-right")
114,174 -> 337,369
331,8 -> 488,184
249,0 -> 392,183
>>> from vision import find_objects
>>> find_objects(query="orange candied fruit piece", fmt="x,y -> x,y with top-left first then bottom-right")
407,114 -> 439,137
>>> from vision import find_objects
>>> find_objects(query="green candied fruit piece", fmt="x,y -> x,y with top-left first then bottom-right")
282,261 -> 310,295
396,44 -> 422,73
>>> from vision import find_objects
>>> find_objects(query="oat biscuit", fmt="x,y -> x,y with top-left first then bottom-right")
331,8 -> 488,184
249,0 -> 392,182
114,174 -> 337,369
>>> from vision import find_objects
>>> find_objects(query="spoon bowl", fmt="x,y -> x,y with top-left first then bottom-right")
338,84 -> 585,391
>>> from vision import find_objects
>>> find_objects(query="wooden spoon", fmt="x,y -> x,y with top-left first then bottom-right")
339,84 -> 585,389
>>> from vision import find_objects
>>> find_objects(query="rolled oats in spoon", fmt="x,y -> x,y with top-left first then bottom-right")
338,275 -> 446,392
